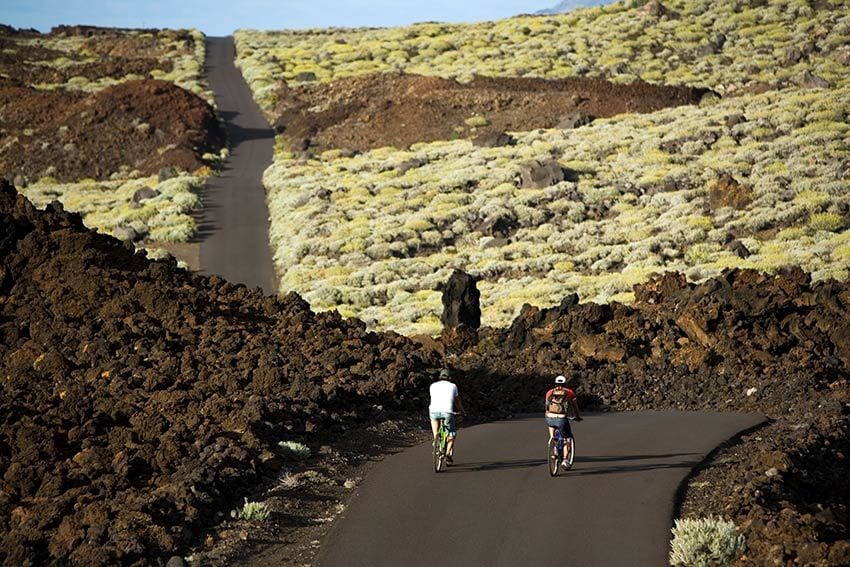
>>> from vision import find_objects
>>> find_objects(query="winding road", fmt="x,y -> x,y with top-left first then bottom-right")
200,41 -> 765,567
200,37 -> 277,294
317,411 -> 764,567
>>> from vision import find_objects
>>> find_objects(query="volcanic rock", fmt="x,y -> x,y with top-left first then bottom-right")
0,182 -> 439,565
708,173 -> 752,210
440,269 -> 481,330
517,159 -> 573,189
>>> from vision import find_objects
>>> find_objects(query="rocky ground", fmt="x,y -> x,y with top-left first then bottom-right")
272,72 -> 709,154
0,78 -> 224,183
0,182 -> 438,565
443,268 -> 850,565
2,182 -> 848,565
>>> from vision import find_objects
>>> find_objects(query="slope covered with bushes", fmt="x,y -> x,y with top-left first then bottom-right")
237,0 -> 850,335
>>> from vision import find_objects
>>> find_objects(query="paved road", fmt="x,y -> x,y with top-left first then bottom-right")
200,37 -> 277,294
317,411 -> 764,567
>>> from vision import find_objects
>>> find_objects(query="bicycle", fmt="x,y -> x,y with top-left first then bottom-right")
548,417 -> 579,476
433,418 -> 449,473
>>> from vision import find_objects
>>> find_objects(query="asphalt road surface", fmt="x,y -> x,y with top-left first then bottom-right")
200,37 -> 277,294
317,411 -> 764,567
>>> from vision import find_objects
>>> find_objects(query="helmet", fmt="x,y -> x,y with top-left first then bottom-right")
439,368 -> 451,379
554,375 -> 567,384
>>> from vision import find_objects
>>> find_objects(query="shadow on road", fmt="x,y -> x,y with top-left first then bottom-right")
443,458 -> 547,472
576,452 -> 699,463
443,452 -> 701,476
567,454 -> 701,477
224,122 -> 276,143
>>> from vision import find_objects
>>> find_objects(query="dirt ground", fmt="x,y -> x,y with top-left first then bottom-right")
272,72 -> 710,154
0,78 -> 224,183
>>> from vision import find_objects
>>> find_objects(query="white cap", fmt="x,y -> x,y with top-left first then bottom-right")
554,375 -> 567,384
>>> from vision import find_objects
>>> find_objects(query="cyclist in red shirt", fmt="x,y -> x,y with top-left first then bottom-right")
545,375 -> 582,468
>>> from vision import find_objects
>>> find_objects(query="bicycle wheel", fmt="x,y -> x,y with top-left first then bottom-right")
563,436 -> 575,470
434,427 -> 446,473
548,437 -> 559,476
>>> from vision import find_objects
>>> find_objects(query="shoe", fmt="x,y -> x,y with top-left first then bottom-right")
446,455 -> 454,464
561,459 -> 571,470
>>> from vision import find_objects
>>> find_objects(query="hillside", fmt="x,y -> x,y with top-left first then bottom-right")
1,26 -> 225,256
234,0 -> 849,335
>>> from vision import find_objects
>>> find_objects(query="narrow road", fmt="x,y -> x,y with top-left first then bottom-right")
317,411 -> 764,567
200,37 -> 277,294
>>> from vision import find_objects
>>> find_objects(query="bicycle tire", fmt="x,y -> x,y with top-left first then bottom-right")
434,424 -> 447,473
548,437 -> 559,476
563,436 -> 575,470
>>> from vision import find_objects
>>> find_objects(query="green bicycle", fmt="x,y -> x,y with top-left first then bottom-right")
433,418 -> 449,473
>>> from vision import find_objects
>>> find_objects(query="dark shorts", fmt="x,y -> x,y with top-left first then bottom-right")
545,416 -> 573,438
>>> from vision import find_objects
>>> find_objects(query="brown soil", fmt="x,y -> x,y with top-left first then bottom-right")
2,183 -> 848,565
272,73 -> 710,154
0,79 -> 224,182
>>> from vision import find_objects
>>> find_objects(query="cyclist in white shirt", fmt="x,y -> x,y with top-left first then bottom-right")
429,368 -> 464,464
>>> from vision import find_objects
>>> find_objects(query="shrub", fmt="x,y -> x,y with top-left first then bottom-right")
278,440 -> 311,460
669,516 -> 746,566
464,115 -> 490,127
807,212 -> 844,233
238,499 -> 271,521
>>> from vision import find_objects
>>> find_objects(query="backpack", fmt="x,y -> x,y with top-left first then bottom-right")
547,387 -> 569,414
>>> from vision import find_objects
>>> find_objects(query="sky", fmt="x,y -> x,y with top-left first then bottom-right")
1,1 -> 609,36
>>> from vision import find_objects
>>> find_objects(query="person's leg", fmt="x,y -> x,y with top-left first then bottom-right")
446,414 -> 457,459
561,422 -> 573,461
548,426 -> 556,441
430,418 -> 439,439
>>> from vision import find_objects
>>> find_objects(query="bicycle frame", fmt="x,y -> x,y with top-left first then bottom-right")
548,420 -> 575,476
433,419 -> 449,473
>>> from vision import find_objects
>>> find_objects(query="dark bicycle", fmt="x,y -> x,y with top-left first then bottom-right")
548,417 -> 577,476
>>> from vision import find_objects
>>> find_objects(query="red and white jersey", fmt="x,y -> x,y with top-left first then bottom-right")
544,387 -> 576,417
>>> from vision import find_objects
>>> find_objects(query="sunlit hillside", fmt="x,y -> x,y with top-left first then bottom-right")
238,0 -> 849,335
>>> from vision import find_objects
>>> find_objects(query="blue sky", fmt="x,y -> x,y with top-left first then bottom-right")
1,1 -> 609,36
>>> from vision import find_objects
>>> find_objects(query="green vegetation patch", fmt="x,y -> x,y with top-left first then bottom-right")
20,173 -> 205,247
264,82 -> 850,335
235,0 -> 850,113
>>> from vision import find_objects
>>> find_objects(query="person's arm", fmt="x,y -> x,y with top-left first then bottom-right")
454,395 -> 464,414
570,396 -> 582,420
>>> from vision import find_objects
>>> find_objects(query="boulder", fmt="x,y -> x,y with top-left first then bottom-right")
517,159 -> 575,189
726,239 -> 751,258
556,111 -> 594,129
132,187 -> 159,203
708,173 -> 752,210
440,270 -> 481,330
112,226 -> 138,242
796,71 -> 830,89
472,130 -> 516,148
